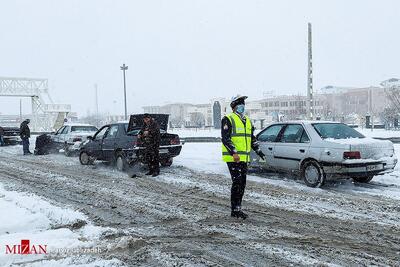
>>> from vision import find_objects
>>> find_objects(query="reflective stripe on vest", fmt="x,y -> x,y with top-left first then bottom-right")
222,113 -> 252,162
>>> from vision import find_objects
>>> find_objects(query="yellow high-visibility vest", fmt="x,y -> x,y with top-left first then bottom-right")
222,113 -> 252,162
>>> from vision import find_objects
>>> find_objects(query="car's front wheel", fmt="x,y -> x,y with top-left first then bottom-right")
301,160 -> 326,188
115,153 -> 127,172
79,151 -> 94,165
353,175 -> 374,183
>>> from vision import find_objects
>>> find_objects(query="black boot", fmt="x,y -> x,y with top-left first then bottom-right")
145,170 -> 153,175
231,209 -> 248,220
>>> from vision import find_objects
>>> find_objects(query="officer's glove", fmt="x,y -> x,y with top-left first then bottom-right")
258,151 -> 266,160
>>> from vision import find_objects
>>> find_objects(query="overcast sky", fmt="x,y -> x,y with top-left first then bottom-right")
0,0 -> 399,116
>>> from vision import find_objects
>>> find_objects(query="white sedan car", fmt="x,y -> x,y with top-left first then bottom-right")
51,124 -> 98,156
250,121 -> 397,187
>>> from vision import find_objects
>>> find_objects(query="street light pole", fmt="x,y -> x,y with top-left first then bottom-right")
120,63 -> 128,120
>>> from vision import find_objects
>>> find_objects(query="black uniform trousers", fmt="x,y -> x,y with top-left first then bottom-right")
227,162 -> 248,211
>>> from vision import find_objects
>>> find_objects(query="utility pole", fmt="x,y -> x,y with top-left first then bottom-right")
120,63 -> 128,120
307,23 -> 314,120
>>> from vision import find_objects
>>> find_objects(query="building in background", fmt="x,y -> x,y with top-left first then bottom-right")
142,83 -> 391,129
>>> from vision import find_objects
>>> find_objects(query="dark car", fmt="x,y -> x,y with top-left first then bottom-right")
79,114 -> 182,171
1,126 -> 21,145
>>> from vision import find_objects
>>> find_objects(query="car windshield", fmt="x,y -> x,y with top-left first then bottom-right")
71,126 -> 98,132
312,123 -> 365,139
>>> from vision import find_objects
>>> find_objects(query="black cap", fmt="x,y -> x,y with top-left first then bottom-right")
143,113 -> 151,118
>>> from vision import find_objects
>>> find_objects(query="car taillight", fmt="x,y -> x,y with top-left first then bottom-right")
343,151 -> 361,159
170,136 -> 180,145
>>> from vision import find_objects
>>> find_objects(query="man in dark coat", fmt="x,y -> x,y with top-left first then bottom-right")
20,119 -> 32,155
0,126 -> 5,146
138,114 -> 161,177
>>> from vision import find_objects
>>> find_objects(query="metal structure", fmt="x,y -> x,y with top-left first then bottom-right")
120,63 -> 128,120
307,23 -> 314,120
0,77 -> 71,131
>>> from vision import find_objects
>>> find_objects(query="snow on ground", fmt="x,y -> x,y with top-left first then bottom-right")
0,184 -> 122,267
175,142 -> 400,200
169,128 -> 221,137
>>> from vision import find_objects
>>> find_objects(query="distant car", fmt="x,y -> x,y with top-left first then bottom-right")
250,121 -> 397,187
51,124 -> 98,156
79,114 -> 182,171
0,126 -> 21,145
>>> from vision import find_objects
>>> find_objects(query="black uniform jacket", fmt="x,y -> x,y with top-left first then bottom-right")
20,121 -> 31,139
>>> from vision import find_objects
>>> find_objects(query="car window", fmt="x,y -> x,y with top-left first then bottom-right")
127,129 -> 140,135
71,126 -> 98,132
258,125 -> 285,142
280,124 -> 309,143
94,126 -> 109,140
104,125 -> 119,139
312,123 -> 365,139
300,130 -> 310,143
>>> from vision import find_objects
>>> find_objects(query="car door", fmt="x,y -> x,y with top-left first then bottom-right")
52,126 -> 65,143
59,126 -> 70,143
90,126 -> 110,160
273,124 -> 311,171
102,125 -> 119,160
252,124 -> 285,169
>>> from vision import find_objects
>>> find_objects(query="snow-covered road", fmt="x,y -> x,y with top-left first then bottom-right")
0,141 -> 399,266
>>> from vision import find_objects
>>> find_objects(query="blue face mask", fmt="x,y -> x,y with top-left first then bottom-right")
236,104 -> 245,114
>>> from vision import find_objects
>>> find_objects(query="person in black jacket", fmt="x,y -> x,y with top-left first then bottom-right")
20,119 -> 32,155
138,114 -> 161,177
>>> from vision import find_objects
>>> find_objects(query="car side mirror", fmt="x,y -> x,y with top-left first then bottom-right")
87,136 -> 93,140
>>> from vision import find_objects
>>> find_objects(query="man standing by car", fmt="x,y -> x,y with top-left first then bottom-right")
20,119 -> 32,155
0,126 -> 5,146
221,95 -> 265,219
138,114 -> 161,177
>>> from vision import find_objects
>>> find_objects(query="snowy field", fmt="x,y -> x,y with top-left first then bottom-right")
0,139 -> 399,265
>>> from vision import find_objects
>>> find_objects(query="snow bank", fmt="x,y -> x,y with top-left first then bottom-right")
0,185 -> 122,267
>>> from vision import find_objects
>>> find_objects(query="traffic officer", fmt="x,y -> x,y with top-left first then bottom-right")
221,95 -> 265,219
138,114 -> 161,177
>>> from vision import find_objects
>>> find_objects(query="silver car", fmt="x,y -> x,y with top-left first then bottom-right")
251,121 -> 397,187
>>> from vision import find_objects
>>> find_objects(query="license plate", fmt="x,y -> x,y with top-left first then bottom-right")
160,149 -> 169,154
366,164 -> 383,171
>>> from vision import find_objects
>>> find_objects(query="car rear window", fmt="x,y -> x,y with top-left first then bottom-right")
71,126 -> 98,132
312,123 -> 365,139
